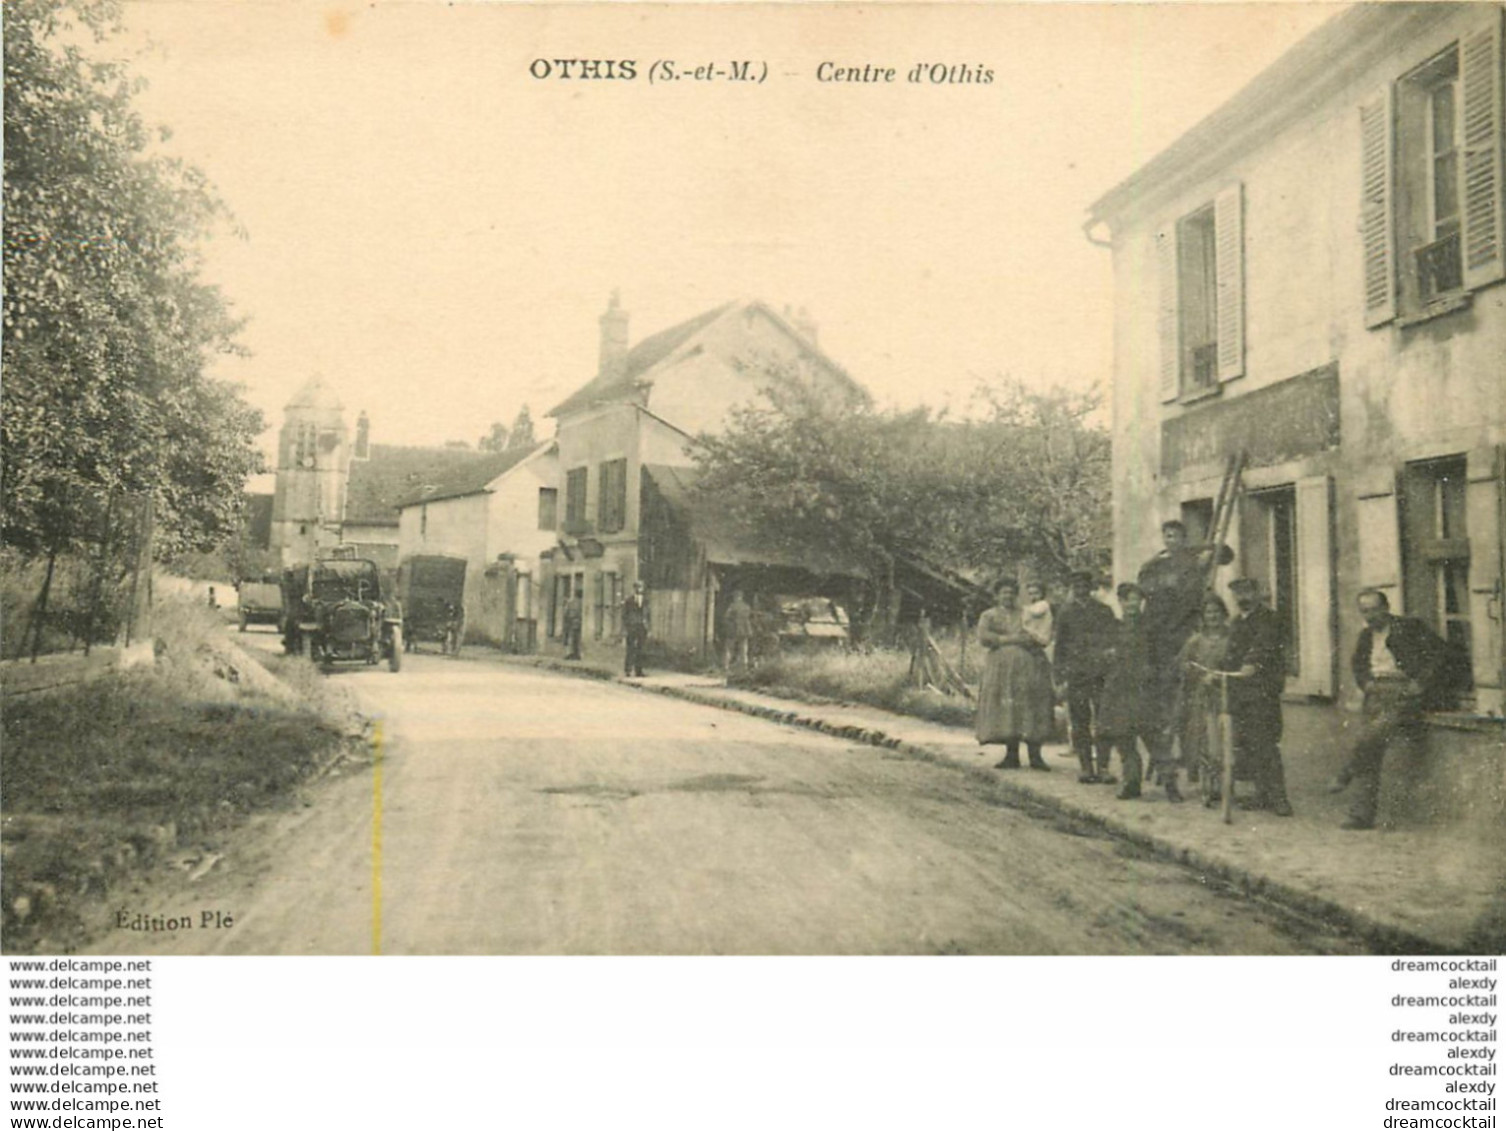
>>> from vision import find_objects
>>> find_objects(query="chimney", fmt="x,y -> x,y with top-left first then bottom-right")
354,410 -> 370,460
794,305 -> 818,346
599,290 -> 629,378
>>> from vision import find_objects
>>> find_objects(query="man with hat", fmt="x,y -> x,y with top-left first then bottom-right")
1052,570 -> 1119,782
1220,577 -> 1292,816
1138,520 -> 1228,787
622,579 -> 650,678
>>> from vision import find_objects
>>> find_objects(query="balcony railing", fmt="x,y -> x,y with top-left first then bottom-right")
1187,343 -> 1219,392
1416,231 -> 1463,303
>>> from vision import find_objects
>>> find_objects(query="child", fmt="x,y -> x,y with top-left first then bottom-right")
1021,580 -> 1055,651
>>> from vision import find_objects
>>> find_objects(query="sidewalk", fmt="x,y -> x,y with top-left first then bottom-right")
480,647 -> 1505,954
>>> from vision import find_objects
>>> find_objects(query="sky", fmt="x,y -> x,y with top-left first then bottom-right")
115,0 -> 1342,472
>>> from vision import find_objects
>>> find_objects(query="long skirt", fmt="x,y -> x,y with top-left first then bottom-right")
975,643 -> 1054,743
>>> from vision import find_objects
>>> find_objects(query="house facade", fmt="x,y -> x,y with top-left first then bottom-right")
1088,3 -> 1503,827
394,441 -> 560,648
542,294 -> 866,656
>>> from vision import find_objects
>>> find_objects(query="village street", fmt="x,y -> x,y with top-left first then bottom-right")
87,642 -> 1368,956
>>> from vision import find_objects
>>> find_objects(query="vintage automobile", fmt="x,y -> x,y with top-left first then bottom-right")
281,558 -> 403,672
235,574 -> 284,632
397,555 -> 467,655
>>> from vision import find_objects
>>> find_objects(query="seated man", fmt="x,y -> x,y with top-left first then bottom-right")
1331,589 -> 1449,830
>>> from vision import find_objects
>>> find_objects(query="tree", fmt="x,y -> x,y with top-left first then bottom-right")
507,404 -> 535,450
478,422 -> 508,452
479,405 -> 536,453
690,371 -> 1111,635
956,380 -> 1112,580
2,0 -> 264,566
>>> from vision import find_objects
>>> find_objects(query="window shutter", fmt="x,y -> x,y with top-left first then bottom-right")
1465,446 -> 1504,704
1355,471 -> 1403,606
1359,86 -> 1396,327
1214,183 -> 1245,382
1155,224 -> 1179,402
1461,7 -> 1505,291
1294,475 -> 1335,697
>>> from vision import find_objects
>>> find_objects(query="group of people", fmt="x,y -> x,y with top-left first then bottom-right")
974,519 -> 1454,829
559,580 -> 651,677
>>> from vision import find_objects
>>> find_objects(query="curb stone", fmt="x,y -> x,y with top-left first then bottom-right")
496,652 -> 1451,954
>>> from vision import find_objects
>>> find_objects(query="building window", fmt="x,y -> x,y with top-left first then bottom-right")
1401,48 -> 1466,307
1180,498 -> 1214,545
598,459 -> 627,534
1401,456 -> 1472,660
537,487 -> 558,531
564,467 -> 588,534
1177,206 -> 1219,394
1157,184 -> 1243,402
294,423 -> 317,469
1362,12 -> 1504,327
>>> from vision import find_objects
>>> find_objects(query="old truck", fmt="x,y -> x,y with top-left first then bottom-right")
281,558 -> 403,672
397,555 -> 467,655
235,574 -> 284,632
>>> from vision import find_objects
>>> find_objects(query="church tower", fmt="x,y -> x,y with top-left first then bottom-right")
270,376 -> 351,565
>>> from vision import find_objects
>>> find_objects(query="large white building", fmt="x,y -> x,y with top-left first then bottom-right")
1087,3 -> 1503,830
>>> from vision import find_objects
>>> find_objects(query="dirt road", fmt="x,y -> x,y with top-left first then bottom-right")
89,652 -> 1366,955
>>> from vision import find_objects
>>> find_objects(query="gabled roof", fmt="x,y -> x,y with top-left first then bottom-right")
344,444 -> 500,527
546,299 -> 866,419
285,375 -> 343,411
546,302 -> 733,419
643,463 -> 864,577
394,441 -> 554,510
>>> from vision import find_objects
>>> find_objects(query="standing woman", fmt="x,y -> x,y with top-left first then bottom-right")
975,576 -> 1055,770
1175,593 -> 1232,789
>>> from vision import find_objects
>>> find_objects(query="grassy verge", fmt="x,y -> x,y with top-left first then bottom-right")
728,645 -> 979,729
0,596 -> 360,953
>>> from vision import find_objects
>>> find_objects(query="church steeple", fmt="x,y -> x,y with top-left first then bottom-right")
270,375 -> 351,565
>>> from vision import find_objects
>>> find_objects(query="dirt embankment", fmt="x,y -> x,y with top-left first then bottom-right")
0,600 -> 370,953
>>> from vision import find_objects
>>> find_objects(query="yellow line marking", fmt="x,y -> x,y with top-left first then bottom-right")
371,719 -> 383,955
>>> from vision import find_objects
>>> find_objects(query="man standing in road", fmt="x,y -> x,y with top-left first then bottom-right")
1331,589 -> 1450,830
723,589 -> 754,673
1053,570 -> 1118,783
562,588 -> 583,661
1222,577 -> 1292,816
622,579 -> 650,678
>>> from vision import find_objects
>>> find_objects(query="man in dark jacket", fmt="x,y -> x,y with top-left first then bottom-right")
1331,588 -> 1450,830
561,590 -> 583,661
622,580 -> 650,678
1138,520 -> 1229,789
1222,578 -> 1292,816
1100,583 -> 1177,799
1053,570 -> 1119,783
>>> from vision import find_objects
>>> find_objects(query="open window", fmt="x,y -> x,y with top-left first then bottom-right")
1362,9 -> 1504,327
1157,184 -> 1244,402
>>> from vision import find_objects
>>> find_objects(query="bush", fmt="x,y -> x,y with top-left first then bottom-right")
732,645 -> 977,728
0,594 -> 354,952
0,550 -> 136,660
